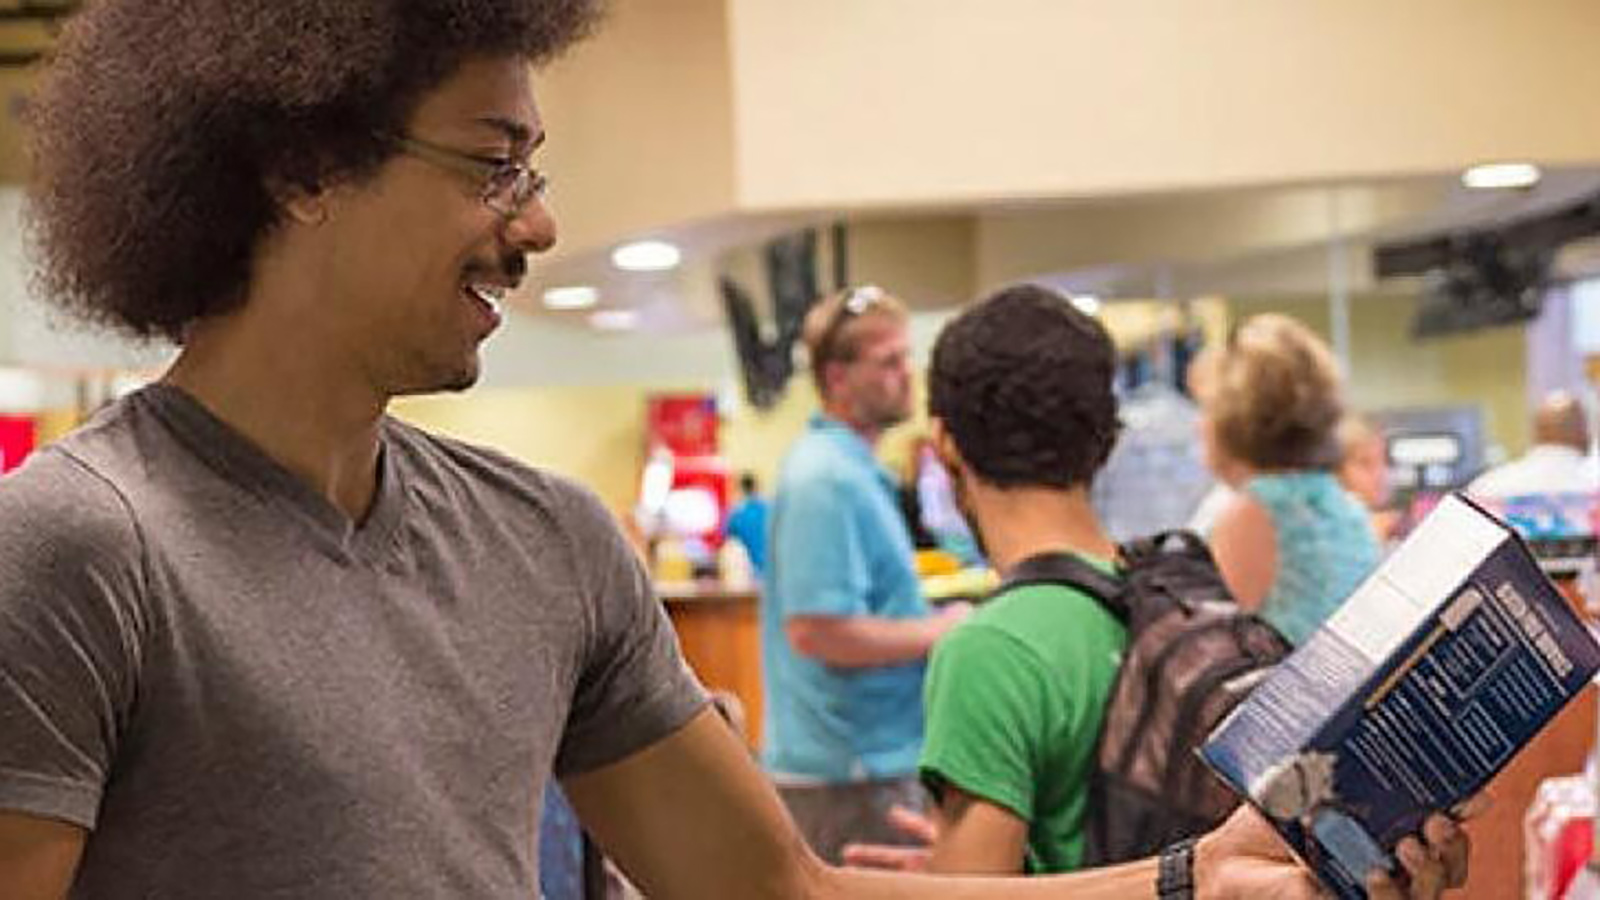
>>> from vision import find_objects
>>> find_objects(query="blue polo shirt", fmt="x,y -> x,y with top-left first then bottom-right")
762,415 -> 929,781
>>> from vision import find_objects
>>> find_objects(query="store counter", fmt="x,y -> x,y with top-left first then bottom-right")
1462,571 -> 1597,898
657,580 -> 763,749
1464,684 -> 1596,898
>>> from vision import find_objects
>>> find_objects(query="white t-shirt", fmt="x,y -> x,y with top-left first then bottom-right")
1467,445 -> 1599,498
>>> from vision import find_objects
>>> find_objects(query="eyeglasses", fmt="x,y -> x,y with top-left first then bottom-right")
385,133 -> 549,218
814,285 -> 887,366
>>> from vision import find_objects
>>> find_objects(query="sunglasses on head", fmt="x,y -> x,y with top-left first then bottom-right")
815,285 -> 887,366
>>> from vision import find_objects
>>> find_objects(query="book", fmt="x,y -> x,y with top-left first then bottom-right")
1201,492 -> 1600,899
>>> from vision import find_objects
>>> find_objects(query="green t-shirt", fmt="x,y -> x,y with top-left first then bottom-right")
919,566 -> 1126,873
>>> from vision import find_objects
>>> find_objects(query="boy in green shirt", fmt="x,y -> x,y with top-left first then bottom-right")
914,284 -> 1128,874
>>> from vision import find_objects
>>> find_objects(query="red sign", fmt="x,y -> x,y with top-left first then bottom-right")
644,394 -> 728,548
0,416 -> 35,473
646,394 -> 719,457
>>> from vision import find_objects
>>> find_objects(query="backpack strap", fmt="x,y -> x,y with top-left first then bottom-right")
997,551 -> 1132,623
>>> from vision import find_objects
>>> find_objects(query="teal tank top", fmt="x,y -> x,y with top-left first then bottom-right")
1244,472 -> 1380,645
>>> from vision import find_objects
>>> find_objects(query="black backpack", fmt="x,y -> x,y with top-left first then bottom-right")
999,530 -> 1290,866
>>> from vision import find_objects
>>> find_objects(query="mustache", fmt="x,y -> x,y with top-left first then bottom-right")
464,251 -> 527,288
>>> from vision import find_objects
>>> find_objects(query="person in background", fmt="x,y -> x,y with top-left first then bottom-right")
1200,315 -> 1380,645
725,470 -> 771,577
909,437 -> 984,566
763,285 -> 972,863
1184,345 -> 1242,536
1336,413 -> 1399,544
897,437 -> 946,552
910,285 -> 1128,874
1469,390 -> 1599,498
842,288 -> 1473,897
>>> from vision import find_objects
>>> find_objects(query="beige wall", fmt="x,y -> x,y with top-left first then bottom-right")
533,0 -> 738,258
728,0 -> 1600,211
1228,294 -> 1530,456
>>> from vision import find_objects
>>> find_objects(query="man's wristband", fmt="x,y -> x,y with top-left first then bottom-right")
1157,837 -> 1199,900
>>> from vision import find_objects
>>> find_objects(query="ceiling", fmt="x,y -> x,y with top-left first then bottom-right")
3,1 -> 1595,335
513,168 -> 1600,333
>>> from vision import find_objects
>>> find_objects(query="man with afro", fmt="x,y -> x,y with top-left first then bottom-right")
0,2 -> 1468,898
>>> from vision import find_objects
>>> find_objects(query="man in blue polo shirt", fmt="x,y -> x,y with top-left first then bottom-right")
764,286 -> 971,863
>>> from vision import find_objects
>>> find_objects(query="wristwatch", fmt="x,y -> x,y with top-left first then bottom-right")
1157,837 -> 1199,900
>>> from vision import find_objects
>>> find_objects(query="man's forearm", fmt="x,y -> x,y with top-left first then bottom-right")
814,856 -> 1159,899
786,615 -> 943,667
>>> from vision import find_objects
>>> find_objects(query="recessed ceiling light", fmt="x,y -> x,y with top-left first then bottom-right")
1070,294 -> 1102,316
589,309 -> 639,331
1462,162 -> 1541,190
611,240 -> 682,272
543,285 -> 600,310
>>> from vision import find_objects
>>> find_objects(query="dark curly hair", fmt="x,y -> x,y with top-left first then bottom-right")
26,0 -> 604,340
929,284 -> 1122,489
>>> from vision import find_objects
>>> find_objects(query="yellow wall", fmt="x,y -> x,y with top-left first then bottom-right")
720,378 -> 822,491
849,217 -> 977,310
33,408 -> 81,445
396,293 -> 1238,511
1228,294 -> 1530,456
0,69 -> 34,185
392,369 -> 951,517
393,380 -> 845,514
394,386 -> 653,514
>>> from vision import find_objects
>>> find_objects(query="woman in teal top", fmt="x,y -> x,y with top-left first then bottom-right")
1196,314 -> 1382,644
1235,471 -> 1380,643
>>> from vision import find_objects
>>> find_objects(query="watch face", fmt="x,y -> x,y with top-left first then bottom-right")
1157,839 -> 1197,899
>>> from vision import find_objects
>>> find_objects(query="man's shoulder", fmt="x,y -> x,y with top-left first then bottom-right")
0,444 -> 144,579
779,430 -> 876,494
970,581 -> 1124,647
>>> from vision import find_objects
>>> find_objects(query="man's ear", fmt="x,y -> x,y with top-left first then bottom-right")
268,175 -> 330,226
818,358 -> 845,402
929,418 -> 966,475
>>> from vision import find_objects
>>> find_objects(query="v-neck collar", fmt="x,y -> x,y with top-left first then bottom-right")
135,383 -> 407,565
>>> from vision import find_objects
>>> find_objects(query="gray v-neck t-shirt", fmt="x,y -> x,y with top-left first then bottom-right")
0,384 -> 707,898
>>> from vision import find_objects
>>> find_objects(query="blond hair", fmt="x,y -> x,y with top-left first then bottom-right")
1203,314 -> 1345,470
802,286 -> 910,397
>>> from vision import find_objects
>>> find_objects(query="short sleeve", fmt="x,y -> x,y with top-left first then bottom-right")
918,623 -> 1057,822
0,450 -> 146,828
550,482 -> 708,777
770,475 -> 870,618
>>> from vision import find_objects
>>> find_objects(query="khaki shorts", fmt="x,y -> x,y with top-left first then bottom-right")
777,776 -> 927,865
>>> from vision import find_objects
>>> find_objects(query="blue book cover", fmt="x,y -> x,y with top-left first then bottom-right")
1201,493 -> 1600,899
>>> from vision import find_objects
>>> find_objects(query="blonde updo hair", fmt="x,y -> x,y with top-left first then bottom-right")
1202,314 -> 1346,471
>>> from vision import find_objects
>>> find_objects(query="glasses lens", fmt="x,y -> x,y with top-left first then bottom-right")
486,167 -> 548,215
